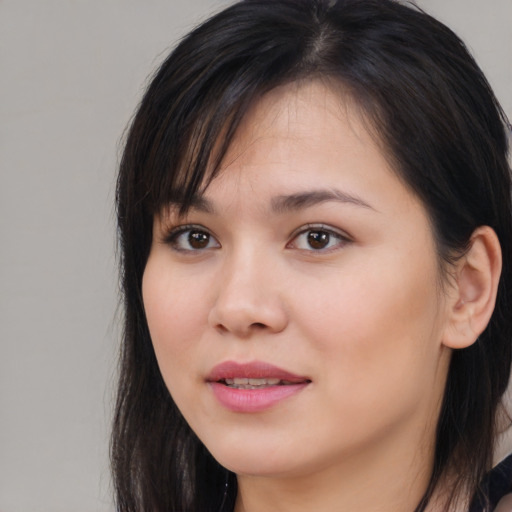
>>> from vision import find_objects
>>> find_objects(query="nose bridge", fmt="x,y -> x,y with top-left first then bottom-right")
208,242 -> 287,336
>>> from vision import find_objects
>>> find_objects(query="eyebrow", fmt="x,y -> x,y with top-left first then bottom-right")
166,195 -> 216,215
271,189 -> 375,213
167,188 -> 375,217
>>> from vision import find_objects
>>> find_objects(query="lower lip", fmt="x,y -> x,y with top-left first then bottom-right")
209,382 -> 309,413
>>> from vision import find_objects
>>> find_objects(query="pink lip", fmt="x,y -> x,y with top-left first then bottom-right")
207,361 -> 310,413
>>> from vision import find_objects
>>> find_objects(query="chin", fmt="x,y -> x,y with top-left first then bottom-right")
207,439 -> 303,477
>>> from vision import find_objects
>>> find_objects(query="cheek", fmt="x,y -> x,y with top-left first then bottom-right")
142,255 -> 210,382
295,248 -> 445,411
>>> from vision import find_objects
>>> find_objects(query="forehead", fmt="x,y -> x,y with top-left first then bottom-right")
220,80 -> 372,170
198,80 -> 417,216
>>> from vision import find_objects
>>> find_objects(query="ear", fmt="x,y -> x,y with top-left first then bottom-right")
442,226 -> 502,349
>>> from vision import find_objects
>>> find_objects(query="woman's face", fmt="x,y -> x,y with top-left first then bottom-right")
143,81 -> 453,479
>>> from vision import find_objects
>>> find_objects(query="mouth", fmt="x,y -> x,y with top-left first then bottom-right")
220,377 -> 307,389
207,360 -> 311,386
206,361 -> 311,412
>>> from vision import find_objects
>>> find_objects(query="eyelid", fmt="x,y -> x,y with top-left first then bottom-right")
161,223 -> 220,251
289,223 -> 352,240
161,223 -> 194,243
286,223 -> 353,250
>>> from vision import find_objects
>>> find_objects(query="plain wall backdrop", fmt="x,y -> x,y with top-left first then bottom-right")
0,1 -> 510,511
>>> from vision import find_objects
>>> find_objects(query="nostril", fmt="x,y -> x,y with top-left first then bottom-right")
216,322 -> 266,334
215,324 -> 229,334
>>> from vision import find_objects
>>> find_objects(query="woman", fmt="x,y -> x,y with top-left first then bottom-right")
112,0 -> 512,510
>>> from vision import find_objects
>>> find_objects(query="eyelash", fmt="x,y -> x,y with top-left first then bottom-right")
163,224 -> 220,253
163,223 -> 352,253
286,224 -> 351,252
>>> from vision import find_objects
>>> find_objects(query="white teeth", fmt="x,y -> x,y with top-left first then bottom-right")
249,378 -> 280,386
224,377 -> 281,388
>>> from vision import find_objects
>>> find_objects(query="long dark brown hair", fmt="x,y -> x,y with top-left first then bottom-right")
112,1 -> 512,510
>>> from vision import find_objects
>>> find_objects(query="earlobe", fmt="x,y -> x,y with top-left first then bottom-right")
442,226 -> 502,350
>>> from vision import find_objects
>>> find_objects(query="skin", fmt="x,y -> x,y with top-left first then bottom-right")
142,81 -> 499,512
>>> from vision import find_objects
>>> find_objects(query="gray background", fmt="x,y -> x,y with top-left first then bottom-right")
0,1 -> 510,511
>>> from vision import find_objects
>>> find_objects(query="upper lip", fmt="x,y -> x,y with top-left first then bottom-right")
207,360 -> 310,383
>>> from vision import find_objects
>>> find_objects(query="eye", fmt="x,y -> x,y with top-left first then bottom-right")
288,225 -> 350,252
165,225 -> 220,252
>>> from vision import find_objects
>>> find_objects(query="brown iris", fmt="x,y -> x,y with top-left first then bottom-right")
307,231 -> 330,249
188,231 -> 210,249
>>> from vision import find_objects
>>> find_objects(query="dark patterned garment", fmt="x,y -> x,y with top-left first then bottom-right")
469,454 -> 512,511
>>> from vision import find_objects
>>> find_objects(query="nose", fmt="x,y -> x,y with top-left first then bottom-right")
208,249 -> 288,337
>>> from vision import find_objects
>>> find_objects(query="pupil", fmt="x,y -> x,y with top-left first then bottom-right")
308,231 -> 329,249
189,231 -> 209,249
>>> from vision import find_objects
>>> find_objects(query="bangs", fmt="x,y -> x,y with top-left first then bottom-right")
149,90 -> 255,217
132,0 -> 339,218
